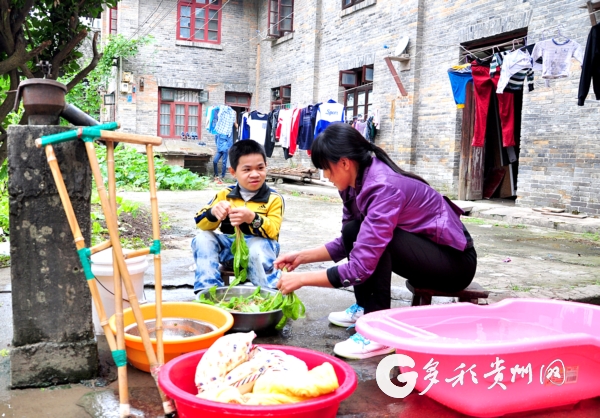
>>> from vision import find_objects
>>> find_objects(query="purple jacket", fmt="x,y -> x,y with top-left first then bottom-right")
324,157 -> 468,287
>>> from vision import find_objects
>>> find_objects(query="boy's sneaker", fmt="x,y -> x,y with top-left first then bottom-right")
328,303 -> 364,327
333,332 -> 395,360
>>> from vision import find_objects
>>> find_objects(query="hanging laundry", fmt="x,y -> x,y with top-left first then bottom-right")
365,116 -> 377,143
214,105 -> 237,137
246,111 -> 269,146
239,112 -> 251,140
276,109 -> 294,159
288,107 -> 302,157
578,23 -> 600,106
490,52 -> 534,92
296,105 -> 315,152
447,64 -> 473,109
264,109 -> 280,158
471,60 -> 515,148
314,99 -> 345,137
353,119 -> 368,138
531,39 -> 584,79
494,49 -> 533,94
205,106 -> 214,131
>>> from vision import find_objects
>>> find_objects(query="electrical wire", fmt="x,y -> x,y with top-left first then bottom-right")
127,0 -> 166,41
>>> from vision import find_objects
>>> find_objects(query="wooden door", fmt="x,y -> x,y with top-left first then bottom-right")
458,82 -> 484,200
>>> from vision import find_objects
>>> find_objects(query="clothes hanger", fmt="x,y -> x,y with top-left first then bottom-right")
555,24 -> 570,42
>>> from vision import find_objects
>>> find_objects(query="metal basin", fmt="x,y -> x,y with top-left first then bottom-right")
197,286 -> 283,333
124,317 -> 217,339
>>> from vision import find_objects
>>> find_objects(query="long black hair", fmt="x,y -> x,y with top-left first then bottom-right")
311,123 -> 429,185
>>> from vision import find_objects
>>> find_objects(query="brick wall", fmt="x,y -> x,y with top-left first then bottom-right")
110,0 -> 600,214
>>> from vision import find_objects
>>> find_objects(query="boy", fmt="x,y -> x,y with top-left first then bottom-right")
192,140 -> 284,292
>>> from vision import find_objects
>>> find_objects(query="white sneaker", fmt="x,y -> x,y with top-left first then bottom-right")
328,303 -> 364,327
333,333 -> 396,360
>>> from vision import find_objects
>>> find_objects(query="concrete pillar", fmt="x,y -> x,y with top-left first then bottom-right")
8,125 -> 97,388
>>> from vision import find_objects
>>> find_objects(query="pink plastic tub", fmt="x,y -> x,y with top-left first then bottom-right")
357,298 -> 600,417
158,344 -> 358,418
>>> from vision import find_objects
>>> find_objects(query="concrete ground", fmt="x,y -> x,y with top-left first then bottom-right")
1,180 -> 600,417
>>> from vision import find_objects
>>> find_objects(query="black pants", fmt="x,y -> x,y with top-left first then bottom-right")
342,220 -> 477,314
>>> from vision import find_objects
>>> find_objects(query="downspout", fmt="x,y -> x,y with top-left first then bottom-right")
255,43 -> 261,107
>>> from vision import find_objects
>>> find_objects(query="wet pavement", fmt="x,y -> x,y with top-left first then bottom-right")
1,182 -> 600,417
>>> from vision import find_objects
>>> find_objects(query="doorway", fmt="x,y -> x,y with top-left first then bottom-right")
458,29 -> 527,201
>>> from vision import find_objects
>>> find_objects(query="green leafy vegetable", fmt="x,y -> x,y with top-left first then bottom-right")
231,226 -> 250,283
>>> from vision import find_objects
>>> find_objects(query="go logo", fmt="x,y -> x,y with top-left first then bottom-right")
375,354 -> 418,398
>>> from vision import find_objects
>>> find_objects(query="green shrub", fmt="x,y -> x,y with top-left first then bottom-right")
95,143 -> 210,191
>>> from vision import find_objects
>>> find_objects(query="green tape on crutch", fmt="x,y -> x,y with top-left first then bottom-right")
149,239 -> 161,255
39,129 -> 81,147
77,248 -> 95,280
39,122 -> 119,147
112,349 -> 128,367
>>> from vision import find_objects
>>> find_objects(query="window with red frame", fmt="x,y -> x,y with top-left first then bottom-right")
109,7 -> 117,34
342,0 -> 365,9
158,89 -> 202,139
267,0 -> 293,38
340,65 -> 373,121
178,0 -> 221,43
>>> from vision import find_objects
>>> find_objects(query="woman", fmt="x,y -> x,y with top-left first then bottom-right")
274,123 -> 477,360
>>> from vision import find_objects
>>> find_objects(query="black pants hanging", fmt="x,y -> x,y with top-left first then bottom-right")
341,220 -> 477,314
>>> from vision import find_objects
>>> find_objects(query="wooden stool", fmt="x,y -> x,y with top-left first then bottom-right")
219,265 -> 234,286
406,282 -> 490,306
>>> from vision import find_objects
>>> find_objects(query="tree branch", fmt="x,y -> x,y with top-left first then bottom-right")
0,38 -> 52,76
50,28 -> 88,79
66,31 -> 102,92
11,0 -> 35,38
19,64 -> 35,79
0,70 -> 19,128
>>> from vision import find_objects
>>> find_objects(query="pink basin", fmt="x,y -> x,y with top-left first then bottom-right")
158,344 -> 358,418
356,298 -> 600,417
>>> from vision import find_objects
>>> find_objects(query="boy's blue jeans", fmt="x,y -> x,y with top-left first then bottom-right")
191,230 -> 281,292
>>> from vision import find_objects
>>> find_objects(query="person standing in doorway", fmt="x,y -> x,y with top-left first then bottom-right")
213,105 -> 238,182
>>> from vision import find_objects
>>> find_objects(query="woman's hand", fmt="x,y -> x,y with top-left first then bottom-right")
276,271 -> 304,295
211,201 -> 231,221
229,207 -> 254,227
274,251 -> 303,272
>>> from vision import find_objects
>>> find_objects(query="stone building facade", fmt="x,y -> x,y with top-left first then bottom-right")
103,0 -> 600,215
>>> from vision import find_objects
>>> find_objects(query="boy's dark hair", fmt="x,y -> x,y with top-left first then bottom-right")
228,140 -> 267,170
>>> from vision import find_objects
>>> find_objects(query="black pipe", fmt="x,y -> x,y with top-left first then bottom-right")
60,103 -> 99,126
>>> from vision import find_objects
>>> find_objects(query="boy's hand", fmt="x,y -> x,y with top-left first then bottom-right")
212,201 -> 231,221
229,207 -> 255,227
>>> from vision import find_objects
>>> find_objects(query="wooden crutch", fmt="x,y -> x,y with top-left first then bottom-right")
107,141 -> 131,417
42,143 -> 132,417
36,124 -> 176,417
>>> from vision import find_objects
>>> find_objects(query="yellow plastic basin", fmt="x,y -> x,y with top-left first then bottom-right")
109,302 -> 233,372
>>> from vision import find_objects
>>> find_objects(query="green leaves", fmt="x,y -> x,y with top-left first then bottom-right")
274,292 -> 306,330
94,143 -> 210,191
231,227 -> 249,284
195,284 -> 306,331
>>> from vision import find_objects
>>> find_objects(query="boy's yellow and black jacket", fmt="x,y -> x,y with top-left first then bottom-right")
194,183 -> 284,241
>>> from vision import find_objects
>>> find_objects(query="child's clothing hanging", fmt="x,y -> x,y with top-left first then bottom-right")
490,52 -> 534,93
314,99 -> 345,137
531,39 -> 584,79
578,23 -> 600,106
246,111 -> 269,146
494,49 -> 533,94
447,64 -> 473,109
